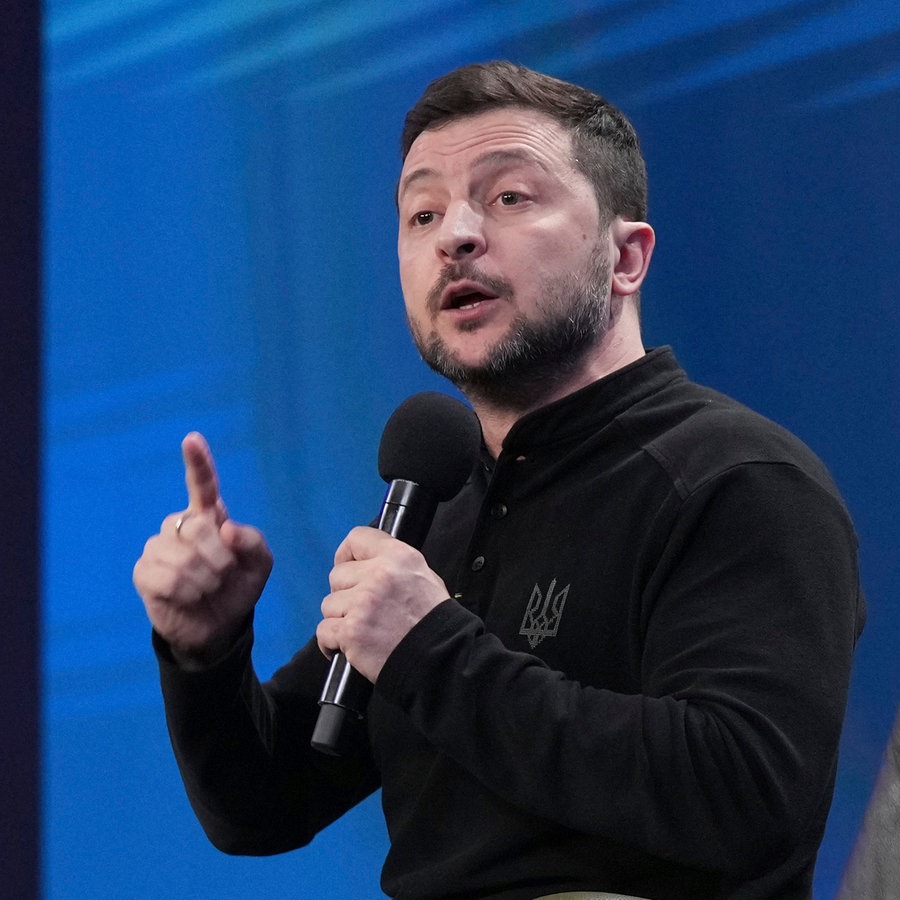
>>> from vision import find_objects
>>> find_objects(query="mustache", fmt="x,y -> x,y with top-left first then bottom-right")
426,262 -> 514,315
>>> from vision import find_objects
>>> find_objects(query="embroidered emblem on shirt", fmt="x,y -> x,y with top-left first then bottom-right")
519,577 -> 570,648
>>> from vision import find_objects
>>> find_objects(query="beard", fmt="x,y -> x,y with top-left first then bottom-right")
407,250 -> 612,411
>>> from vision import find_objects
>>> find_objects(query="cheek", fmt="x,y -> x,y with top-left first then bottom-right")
526,224 -> 602,273
398,263 -> 426,320
397,261 -> 415,302
398,245 -> 434,293
508,218 -> 583,263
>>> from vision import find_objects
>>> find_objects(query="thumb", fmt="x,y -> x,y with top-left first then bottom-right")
220,519 -> 273,574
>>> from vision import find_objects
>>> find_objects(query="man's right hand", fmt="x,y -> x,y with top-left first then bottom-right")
133,432 -> 273,666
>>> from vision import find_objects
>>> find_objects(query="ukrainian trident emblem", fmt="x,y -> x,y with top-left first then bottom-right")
519,577 -> 570,649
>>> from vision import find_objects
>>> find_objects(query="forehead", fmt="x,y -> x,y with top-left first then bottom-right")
399,107 -> 576,188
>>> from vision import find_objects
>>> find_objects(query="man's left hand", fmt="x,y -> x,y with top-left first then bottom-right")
317,526 -> 450,682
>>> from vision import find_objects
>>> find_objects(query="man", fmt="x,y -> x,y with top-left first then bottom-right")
134,62 -> 865,899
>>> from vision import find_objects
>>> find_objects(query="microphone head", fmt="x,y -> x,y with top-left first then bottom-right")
378,392 -> 481,501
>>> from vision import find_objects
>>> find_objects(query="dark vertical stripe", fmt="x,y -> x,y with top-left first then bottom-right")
1,2 -> 42,898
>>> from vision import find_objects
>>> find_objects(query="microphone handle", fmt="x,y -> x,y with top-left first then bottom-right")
310,480 -> 437,756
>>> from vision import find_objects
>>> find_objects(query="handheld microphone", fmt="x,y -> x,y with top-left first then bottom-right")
310,392 -> 481,756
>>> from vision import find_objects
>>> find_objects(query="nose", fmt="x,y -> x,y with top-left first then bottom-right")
436,201 -> 485,261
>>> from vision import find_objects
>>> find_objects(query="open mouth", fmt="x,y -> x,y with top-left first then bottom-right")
451,291 -> 493,310
441,282 -> 500,311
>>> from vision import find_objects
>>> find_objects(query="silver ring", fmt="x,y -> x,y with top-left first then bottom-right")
175,513 -> 191,536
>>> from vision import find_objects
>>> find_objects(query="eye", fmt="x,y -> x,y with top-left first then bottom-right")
498,190 -> 523,206
412,210 -> 435,226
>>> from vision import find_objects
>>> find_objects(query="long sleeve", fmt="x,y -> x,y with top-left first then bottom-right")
155,625 -> 381,855
373,461 -> 863,893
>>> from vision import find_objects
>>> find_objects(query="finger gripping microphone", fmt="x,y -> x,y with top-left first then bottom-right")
311,391 -> 481,756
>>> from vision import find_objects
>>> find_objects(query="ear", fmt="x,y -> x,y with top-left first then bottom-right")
609,219 -> 655,297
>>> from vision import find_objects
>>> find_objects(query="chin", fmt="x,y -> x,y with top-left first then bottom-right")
441,323 -> 512,358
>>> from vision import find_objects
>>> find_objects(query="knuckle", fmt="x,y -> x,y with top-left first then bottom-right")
209,549 -> 237,580
153,567 -> 181,599
394,541 -> 421,566
161,512 -> 181,532
174,577 -> 203,606
341,615 -> 365,647
154,566 -> 200,605
367,567 -> 394,597
139,534 -> 162,563
353,587 -> 381,624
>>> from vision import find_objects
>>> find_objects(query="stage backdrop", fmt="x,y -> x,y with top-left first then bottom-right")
43,1 -> 899,897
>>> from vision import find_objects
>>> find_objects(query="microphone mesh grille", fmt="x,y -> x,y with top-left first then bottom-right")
377,392 -> 480,501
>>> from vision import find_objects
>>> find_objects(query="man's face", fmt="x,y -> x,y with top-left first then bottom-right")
397,107 -> 612,408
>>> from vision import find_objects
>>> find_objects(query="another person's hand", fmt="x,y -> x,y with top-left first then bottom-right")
317,526 -> 450,682
133,432 -> 273,665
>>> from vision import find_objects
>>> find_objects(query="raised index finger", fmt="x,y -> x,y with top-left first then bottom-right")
182,431 -> 222,513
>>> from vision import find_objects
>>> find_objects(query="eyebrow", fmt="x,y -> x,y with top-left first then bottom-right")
397,147 -> 546,202
397,166 -> 439,201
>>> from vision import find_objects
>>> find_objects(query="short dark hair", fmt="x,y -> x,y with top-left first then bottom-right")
401,61 -> 648,223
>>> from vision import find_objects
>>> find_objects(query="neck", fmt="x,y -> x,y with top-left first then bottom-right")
469,306 -> 645,458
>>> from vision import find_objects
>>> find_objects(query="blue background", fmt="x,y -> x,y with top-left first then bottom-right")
43,2 -> 899,897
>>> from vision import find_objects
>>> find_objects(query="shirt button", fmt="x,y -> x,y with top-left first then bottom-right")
490,503 -> 508,519
471,556 -> 485,572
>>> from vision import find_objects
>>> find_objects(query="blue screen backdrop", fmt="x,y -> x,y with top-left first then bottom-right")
43,2 -> 899,896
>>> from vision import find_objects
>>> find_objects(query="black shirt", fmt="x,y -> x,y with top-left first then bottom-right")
157,348 -> 865,899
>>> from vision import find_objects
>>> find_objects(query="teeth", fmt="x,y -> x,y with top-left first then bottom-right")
452,292 -> 490,310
